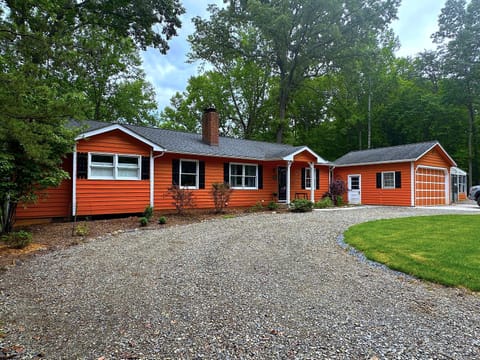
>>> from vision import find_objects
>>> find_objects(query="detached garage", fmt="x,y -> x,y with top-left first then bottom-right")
333,141 -> 457,207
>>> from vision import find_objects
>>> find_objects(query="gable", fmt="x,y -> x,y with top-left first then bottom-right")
417,145 -> 456,168
76,129 -> 152,156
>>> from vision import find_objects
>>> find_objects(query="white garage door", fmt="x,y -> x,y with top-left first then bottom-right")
415,167 -> 448,206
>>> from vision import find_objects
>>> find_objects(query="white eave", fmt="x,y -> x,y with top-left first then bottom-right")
282,146 -> 328,164
75,124 -> 165,152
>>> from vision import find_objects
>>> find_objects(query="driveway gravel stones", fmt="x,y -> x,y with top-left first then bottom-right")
1,206 -> 479,359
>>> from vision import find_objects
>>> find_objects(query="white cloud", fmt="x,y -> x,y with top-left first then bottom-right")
391,0 -> 446,57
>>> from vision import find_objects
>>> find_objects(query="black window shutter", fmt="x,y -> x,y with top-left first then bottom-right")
316,168 -> 320,190
376,173 -> 382,189
395,171 -> 402,188
172,159 -> 180,186
301,168 -> 306,189
141,156 -> 150,180
258,165 -> 263,189
199,161 -> 205,189
224,163 -> 230,184
77,152 -> 88,179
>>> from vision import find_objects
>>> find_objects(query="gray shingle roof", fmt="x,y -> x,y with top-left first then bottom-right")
334,141 -> 447,166
70,120 -> 326,162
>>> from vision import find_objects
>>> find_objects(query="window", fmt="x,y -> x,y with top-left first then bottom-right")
382,171 -> 395,189
179,159 -> 199,188
304,168 -> 312,189
89,153 -> 141,180
230,163 -> 258,189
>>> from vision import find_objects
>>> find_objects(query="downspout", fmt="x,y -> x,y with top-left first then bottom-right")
151,151 -> 166,208
72,144 -> 77,217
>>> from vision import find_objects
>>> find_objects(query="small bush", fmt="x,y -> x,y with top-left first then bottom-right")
143,205 -> 154,220
315,197 -> 333,209
139,217 -> 149,227
211,182 -> 233,213
2,230 -> 33,249
289,199 -> 313,212
158,216 -> 167,225
329,179 -> 346,206
336,195 -> 345,206
250,201 -> 264,212
267,201 -> 279,210
168,185 -> 195,214
74,223 -> 89,237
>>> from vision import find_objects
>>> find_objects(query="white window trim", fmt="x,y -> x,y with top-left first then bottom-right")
382,171 -> 395,189
230,163 -> 258,190
88,152 -> 141,180
179,159 -> 199,189
305,168 -> 312,190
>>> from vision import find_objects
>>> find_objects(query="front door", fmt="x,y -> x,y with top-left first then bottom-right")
348,175 -> 361,205
278,167 -> 287,202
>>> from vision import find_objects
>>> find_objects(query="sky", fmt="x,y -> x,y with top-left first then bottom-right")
142,0 -> 448,113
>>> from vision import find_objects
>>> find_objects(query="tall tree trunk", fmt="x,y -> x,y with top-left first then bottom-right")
276,80 -> 288,143
1,198 -> 17,234
468,101 -> 476,189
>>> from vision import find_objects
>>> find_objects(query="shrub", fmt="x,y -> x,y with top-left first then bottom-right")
211,182 -> 232,213
289,199 -> 313,212
2,230 -> 32,249
315,197 -> 333,209
139,217 -> 149,226
267,201 -> 279,210
336,195 -> 345,206
168,185 -> 195,214
250,201 -> 264,212
143,205 -> 154,220
158,216 -> 167,225
329,179 -> 346,206
74,223 -> 89,237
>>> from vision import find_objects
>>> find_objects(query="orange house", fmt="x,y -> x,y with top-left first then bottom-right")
16,109 -> 330,220
333,141 -> 457,206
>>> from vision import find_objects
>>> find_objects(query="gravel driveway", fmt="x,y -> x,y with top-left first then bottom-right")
1,206 -> 479,359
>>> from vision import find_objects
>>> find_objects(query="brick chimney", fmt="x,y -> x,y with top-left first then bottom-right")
202,107 -> 219,146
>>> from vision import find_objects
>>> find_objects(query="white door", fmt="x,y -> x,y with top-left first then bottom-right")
348,175 -> 361,205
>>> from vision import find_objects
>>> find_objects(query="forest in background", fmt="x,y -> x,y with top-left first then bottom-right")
158,0 -> 480,187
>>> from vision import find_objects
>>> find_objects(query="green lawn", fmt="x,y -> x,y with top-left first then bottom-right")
344,215 -> 480,292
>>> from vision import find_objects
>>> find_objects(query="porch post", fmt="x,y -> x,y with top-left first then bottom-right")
72,144 -> 77,217
309,162 -> 315,202
286,161 -> 292,205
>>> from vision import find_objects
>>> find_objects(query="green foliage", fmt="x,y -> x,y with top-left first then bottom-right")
158,216 -> 167,225
143,206 -> 154,221
2,230 -> 32,249
344,215 -> 480,291
74,223 -> 89,237
289,199 -> 314,213
211,182 -> 233,214
168,185 -> 195,214
250,201 -> 265,212
267,201 -> 279,210
336,195 -> 345,207
139,217 -> 149,227
315,197 -> 333,209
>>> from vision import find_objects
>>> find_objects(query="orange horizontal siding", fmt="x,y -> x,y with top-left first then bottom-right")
77,129 -> 151,156
335,163 -> 412,206
16,156 -> 73,219
76,180 -> 150,215
293,150 -> 317,163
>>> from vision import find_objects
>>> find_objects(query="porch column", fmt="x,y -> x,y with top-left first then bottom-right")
309,162 -> 315,202
72,144 -> 77,217
286,161 -> 292,205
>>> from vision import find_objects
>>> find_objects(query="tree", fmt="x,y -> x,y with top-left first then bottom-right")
0,0 -> 184,232
190,0 -> 400,143
159,64 -> 275,139
433,0 -> 480,186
